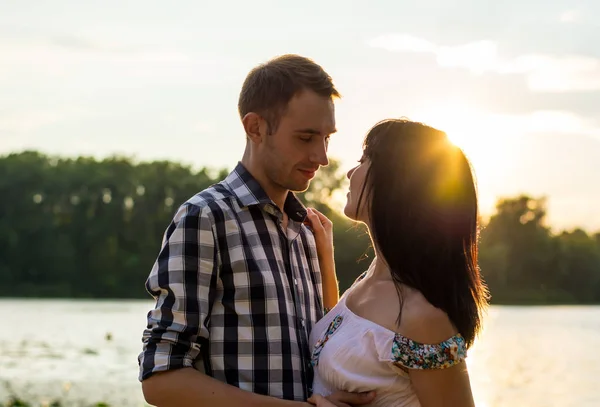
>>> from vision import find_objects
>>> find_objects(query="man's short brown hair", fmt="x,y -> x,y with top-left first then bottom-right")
238,54 -> 340,134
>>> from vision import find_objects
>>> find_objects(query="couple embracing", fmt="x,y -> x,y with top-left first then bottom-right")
138,54 -> 489,407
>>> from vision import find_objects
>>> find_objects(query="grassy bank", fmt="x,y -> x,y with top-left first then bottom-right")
3,397 -> 110,407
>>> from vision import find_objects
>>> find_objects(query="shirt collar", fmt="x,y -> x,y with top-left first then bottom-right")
224,162 -> 308,222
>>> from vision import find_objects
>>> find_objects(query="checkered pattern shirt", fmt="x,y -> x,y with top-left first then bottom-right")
138,162 -> 324,401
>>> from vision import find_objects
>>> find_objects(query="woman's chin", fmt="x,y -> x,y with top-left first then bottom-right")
343,204 -> 356,221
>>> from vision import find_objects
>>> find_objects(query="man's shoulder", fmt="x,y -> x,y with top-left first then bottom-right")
184,181 -> 233,210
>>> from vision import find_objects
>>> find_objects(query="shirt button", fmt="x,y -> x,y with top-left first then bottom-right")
301,318 -> 306,327
294,278 -> 298,286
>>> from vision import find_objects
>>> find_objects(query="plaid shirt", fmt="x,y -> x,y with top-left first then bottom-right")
138,162 -> 324,401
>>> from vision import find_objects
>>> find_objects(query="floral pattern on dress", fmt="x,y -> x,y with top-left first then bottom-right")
391,333 -> 466,369
311,315 -> 344,367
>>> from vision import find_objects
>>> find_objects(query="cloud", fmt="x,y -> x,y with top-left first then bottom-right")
417,103 -> 600,141
500,55 -> 600,92
0,106 -> 97,134
559,9 -> 582,23
367,34 -> 600,93
518,110 -> 600,138
192,121 -> 217,134
0,37 -> 238,87
49,36 -> 147,53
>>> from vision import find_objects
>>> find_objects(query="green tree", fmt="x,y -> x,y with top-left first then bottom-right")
554,229 -> 600,302
479,195 -> 600,304
2,152 -> 599,304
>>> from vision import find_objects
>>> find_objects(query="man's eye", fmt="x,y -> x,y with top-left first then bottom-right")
300,136 -> 312,142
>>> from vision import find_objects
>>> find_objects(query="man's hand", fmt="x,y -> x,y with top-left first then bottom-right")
306,394 -> 337,407
308,391 -> 376,407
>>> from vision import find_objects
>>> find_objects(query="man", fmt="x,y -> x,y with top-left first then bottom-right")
138,54 -> 375,407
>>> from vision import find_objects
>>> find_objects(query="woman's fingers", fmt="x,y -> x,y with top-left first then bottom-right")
309,208 -> 333,228
307,211 -> 325,234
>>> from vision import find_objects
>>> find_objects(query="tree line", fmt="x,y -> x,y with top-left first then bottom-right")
1,151 -> 599,303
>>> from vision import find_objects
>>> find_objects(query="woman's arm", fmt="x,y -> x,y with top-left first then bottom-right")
318,244 -> 339,311
305,208 -> 339,310
409,362 -> 475,407
398,297 -> 476,407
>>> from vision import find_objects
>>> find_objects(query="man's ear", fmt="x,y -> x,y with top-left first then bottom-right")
242,112 -> 266,144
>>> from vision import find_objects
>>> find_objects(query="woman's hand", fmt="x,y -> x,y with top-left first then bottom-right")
305,208 -> 334,261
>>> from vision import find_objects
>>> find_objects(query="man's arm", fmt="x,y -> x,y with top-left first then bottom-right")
138,203 -> 317,407
142,368 -> 312,407
139,203 -> 216,383
143,368 -> 376,407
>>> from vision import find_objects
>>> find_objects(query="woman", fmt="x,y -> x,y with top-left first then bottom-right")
304,119 -> 489,407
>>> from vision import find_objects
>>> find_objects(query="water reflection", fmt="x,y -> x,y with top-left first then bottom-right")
0,300 -> 598,407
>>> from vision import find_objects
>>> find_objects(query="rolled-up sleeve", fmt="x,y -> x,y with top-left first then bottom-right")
138,203 -> 218,381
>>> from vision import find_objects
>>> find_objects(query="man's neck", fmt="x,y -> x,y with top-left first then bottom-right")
240,158 -> 288,211
269,191 -> 287,213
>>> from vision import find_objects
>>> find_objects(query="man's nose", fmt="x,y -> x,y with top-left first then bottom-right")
311,140 -> 329,167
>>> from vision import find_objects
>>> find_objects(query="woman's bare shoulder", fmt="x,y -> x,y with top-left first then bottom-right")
395,290 -> 458,344
349,279 -> 459,345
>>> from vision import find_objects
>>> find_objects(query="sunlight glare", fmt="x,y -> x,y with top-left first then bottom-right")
412,101 -> 514,219
412,101 -> 515,169
413,102 -> 485,151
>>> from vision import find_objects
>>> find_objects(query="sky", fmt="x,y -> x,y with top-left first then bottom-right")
1,0 -> 599,232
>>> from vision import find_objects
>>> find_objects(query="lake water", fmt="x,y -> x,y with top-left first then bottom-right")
1,299 -> 598,407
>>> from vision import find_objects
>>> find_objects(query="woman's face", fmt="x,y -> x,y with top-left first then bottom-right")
343,157 -> 371,222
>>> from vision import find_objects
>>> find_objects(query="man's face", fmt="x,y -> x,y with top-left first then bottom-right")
259,89 -> 336,193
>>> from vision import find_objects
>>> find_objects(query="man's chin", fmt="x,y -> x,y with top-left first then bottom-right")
287,181 -> 311,193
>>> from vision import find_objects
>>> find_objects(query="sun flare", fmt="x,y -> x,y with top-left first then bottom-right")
412,101 -> 515,216
412,102 -> 509,173
414,103 -> 483,150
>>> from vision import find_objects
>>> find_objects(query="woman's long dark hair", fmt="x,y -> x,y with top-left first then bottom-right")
355,119 -> 489,347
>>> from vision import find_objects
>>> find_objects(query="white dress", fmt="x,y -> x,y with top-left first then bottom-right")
308,268 -> 467,407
